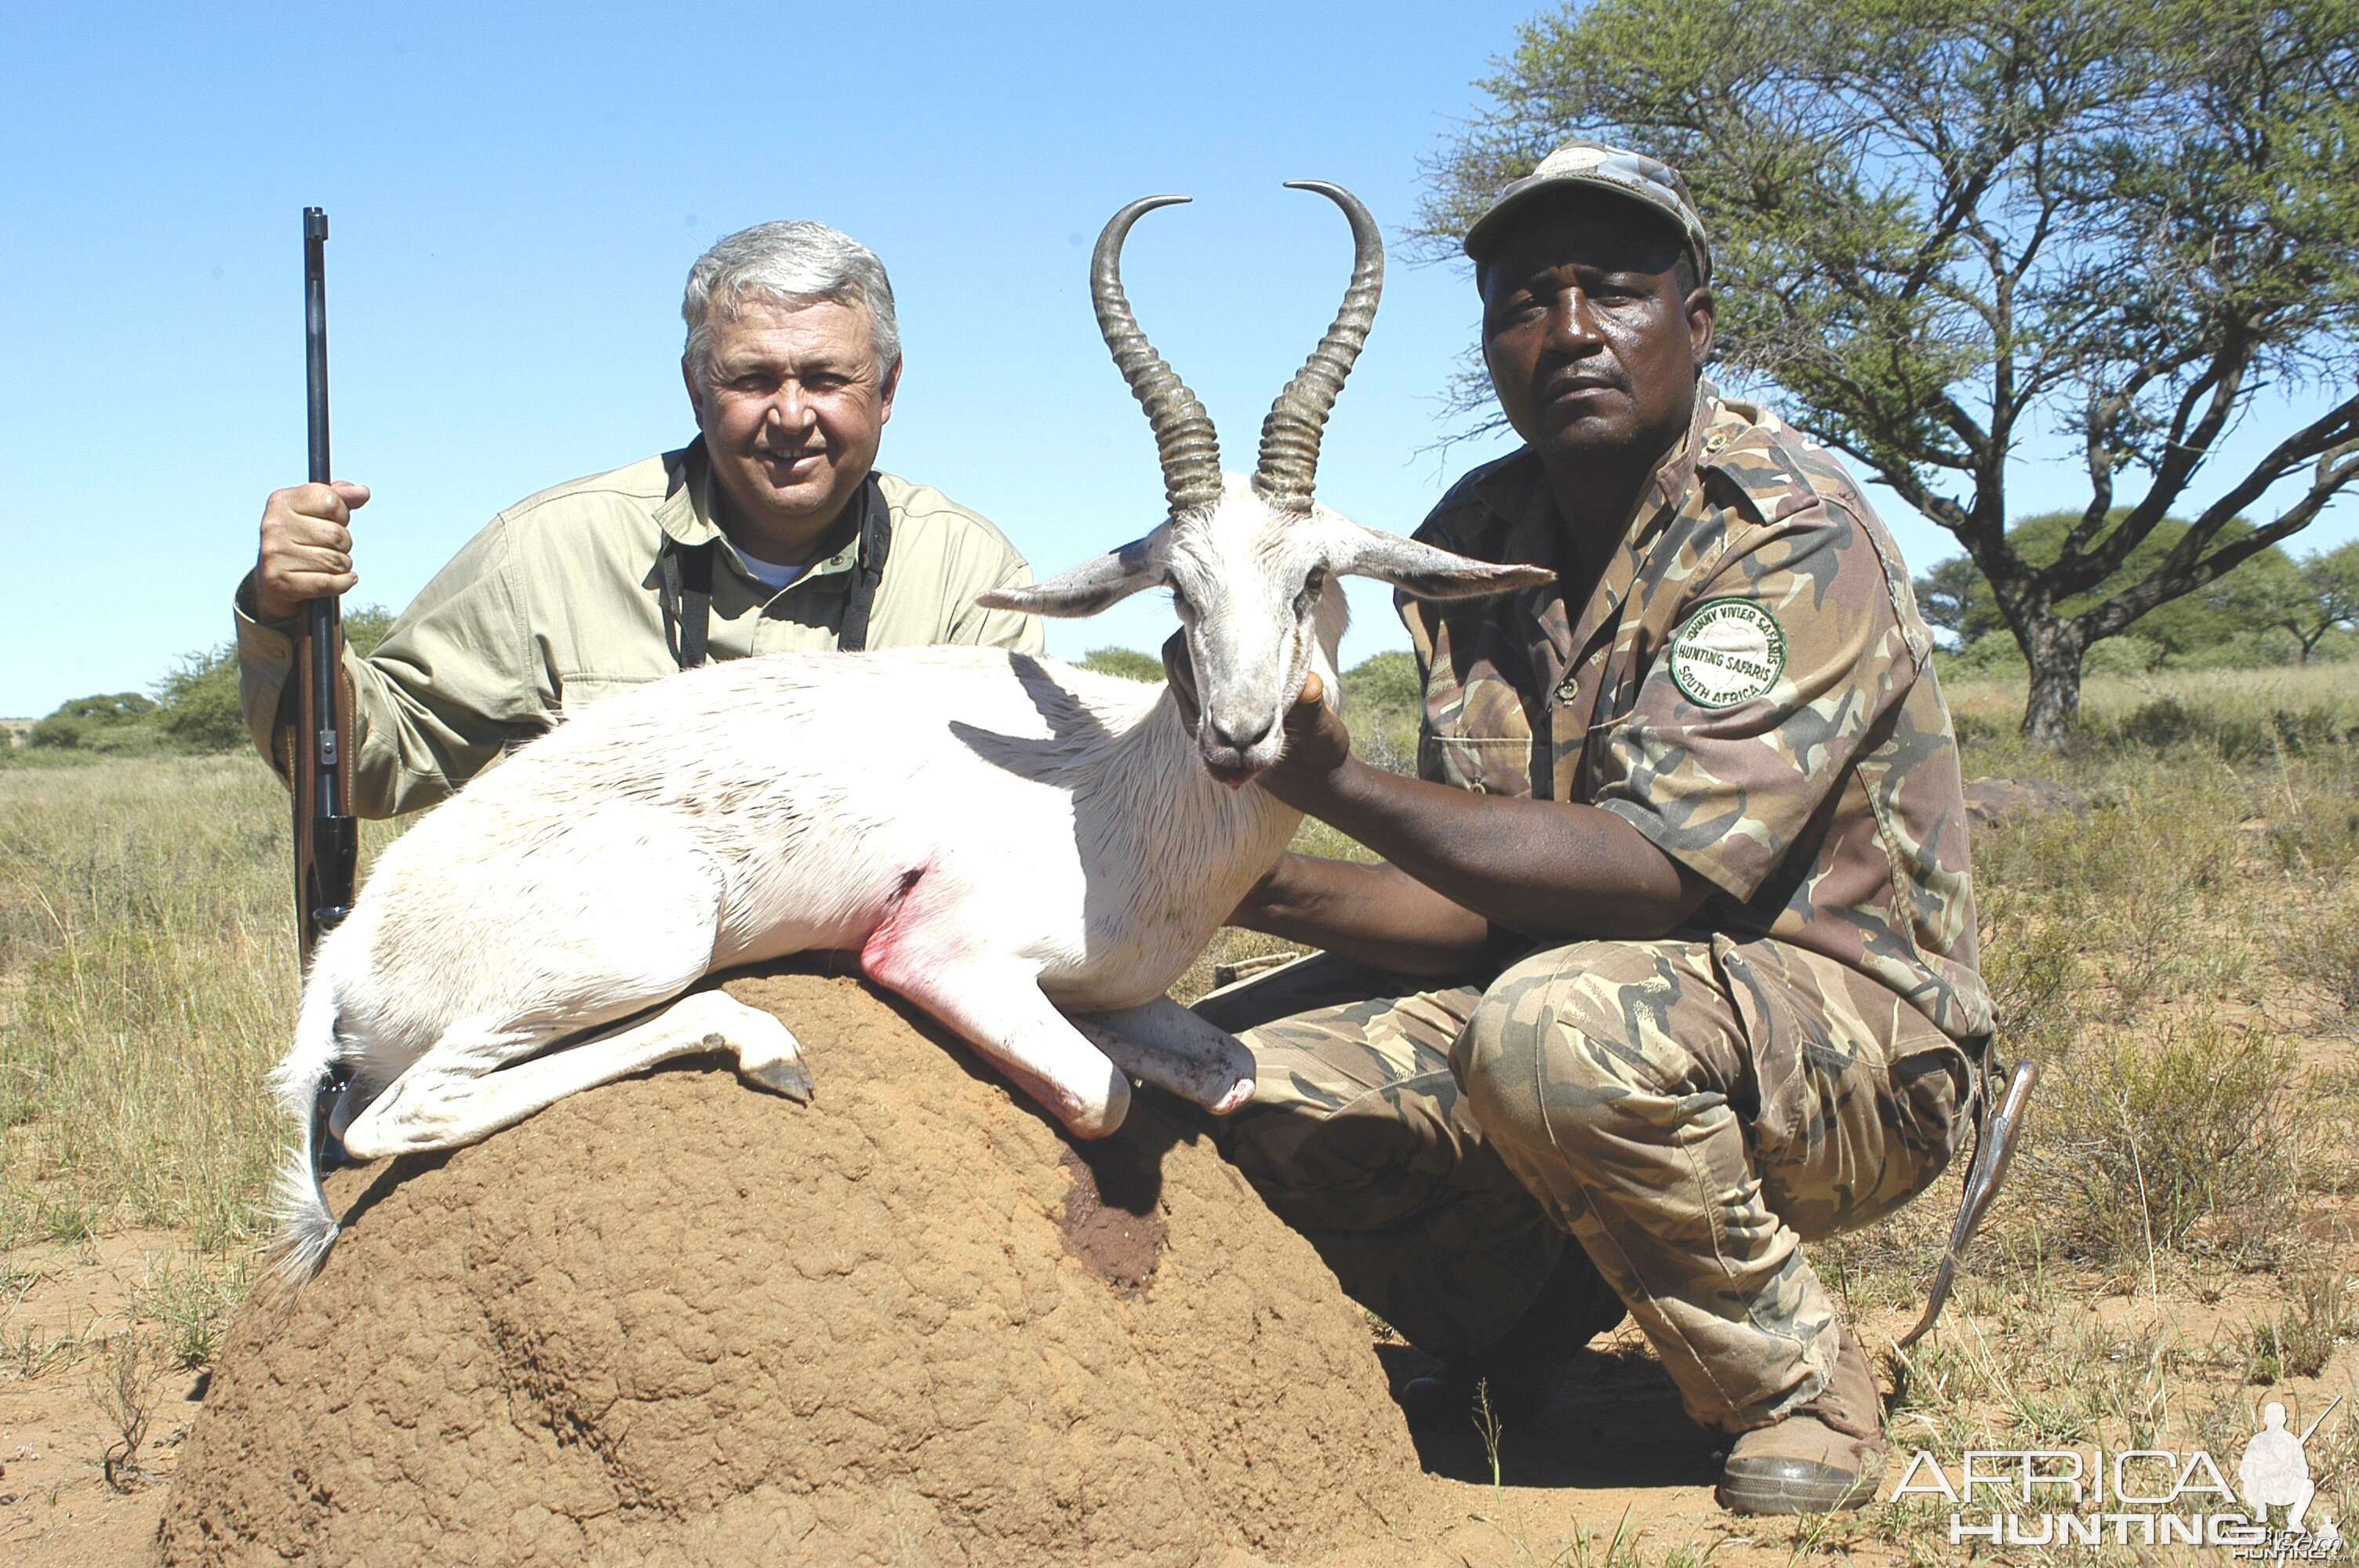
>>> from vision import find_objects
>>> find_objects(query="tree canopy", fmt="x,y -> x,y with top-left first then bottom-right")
1960,514 -> 2272,653
2218,536 -> 2359,662
1420,0 -> 2359,743
1915,518 -> 2359,665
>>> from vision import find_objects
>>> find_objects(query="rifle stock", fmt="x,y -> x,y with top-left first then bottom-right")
292,207 -> 357,961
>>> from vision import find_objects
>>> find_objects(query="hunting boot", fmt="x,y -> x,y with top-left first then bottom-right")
1398,1244 -> 1628,1428
1715,1324 -> 1890,1514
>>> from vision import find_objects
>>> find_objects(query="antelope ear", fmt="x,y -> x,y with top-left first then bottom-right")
975,532 -> 1167,618
1332,525 -> 1554,600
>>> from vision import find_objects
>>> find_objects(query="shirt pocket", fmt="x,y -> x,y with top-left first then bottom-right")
1418,683 -> 1534,797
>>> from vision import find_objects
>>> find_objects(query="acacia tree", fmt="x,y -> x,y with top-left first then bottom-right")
2224,539 -> 2359,662
1932,513 -> 2295,659
1419,0 -> 2359,744
2285,543 -> 2359,660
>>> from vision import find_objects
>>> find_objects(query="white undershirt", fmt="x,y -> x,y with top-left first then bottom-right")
729,543 -> 806,593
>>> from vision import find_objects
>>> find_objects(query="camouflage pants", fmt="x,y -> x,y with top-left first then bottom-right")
1194,936 -> 1970,1432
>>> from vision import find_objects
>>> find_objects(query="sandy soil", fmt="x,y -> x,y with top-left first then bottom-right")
10,1261 -> 2351,1566
0,1232 -> 198,1568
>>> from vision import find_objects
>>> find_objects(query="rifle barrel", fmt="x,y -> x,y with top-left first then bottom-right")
295,207 -> 357,959
306,209 -> 331,484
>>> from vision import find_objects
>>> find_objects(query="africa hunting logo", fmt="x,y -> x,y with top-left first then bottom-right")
1667,597 -> 1786,708
1889,1397 -> 2346,1557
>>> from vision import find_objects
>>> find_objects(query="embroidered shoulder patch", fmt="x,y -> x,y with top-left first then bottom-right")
1667,597 -> 1787,708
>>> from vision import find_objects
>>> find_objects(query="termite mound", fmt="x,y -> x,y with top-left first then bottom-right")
161,965 -> 1435,1567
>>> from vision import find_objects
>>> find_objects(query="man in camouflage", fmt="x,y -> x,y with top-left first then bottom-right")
1184,139 -> 1991,1515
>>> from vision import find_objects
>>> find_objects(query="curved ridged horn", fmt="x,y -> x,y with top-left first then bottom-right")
1094,195 -> 1224,517
1253,181 -> 1383,516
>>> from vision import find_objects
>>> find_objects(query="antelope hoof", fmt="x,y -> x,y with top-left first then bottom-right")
1209,1076 -> 1256,1116
738,1054 -> 814,1103
702,1007 -> 814,1103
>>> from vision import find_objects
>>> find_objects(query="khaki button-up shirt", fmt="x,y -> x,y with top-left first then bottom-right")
1401,387 -> 1993,1044
237,441 -> 1043,818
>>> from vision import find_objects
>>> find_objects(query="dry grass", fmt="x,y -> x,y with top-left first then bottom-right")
0,760 -> 401,1255
0,758 -> 297,1253
1853,662 -> 2359,1555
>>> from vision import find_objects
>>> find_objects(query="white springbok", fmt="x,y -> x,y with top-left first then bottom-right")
267,183 -> 1551,1281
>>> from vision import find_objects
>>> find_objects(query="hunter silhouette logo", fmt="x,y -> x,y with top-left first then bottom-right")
2237,1398 -> 2344,1552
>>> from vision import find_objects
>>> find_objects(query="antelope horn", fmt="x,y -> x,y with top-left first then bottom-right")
1093,196 -> 1224,517
1253,181 -> 1383,516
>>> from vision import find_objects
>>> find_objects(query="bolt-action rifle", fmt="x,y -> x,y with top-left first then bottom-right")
289,207 -> 358,961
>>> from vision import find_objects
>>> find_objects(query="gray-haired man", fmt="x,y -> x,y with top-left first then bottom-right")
237,220 -> 1042,817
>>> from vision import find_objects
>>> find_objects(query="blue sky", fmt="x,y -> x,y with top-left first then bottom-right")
3,2 -> 2351,718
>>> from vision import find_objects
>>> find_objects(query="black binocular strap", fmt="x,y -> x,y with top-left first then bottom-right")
659,537 -> 714,670
660,485 -> 893,671
837,499 -> 892,655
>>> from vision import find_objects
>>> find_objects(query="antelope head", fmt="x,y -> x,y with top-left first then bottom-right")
980,183 -> 1552,785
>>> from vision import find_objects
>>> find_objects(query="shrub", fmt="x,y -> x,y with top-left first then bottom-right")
343,604 -> 393,657
144,603 -> 394,757
87,1330 -> 167,1492
1339,648 -> 1420,713
2083,636 -> 2164,677
27,693 -> 165,754
1947,708 -> 2009,753
1935,637 -> 2029,680
1340,651 -> 1422,775
1977,902 -> 2082,1063
2028,1015 -> 2293,1263
2286,883 -> 2359,1040
1078,647 -> 1164,683
2105,697 -> 2357,762
2248,1269 -> 2353,1384
154,647 -> 245,753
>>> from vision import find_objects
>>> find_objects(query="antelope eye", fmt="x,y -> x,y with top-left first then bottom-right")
1294,568 -> 1327,618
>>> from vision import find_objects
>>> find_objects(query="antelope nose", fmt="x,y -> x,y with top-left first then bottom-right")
1209,713 -> 1273,751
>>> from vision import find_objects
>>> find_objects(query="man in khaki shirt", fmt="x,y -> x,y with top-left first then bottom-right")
238,220 -> 1042,818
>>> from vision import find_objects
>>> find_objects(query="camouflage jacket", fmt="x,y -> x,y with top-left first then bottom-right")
1400,387 -> 1993,1044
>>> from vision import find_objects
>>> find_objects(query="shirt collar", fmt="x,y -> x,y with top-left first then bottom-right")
1464,379 -> 1721,556
1465,447 -> 1549,557
1641,379 -> 1719,524
1571,382 -> 1722,647
1538,382 -> 1726,693
655,437 -> 723,548
1582,379 -> 1721,567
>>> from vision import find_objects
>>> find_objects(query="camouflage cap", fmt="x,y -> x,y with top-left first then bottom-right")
1463,138 -> 1711,285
